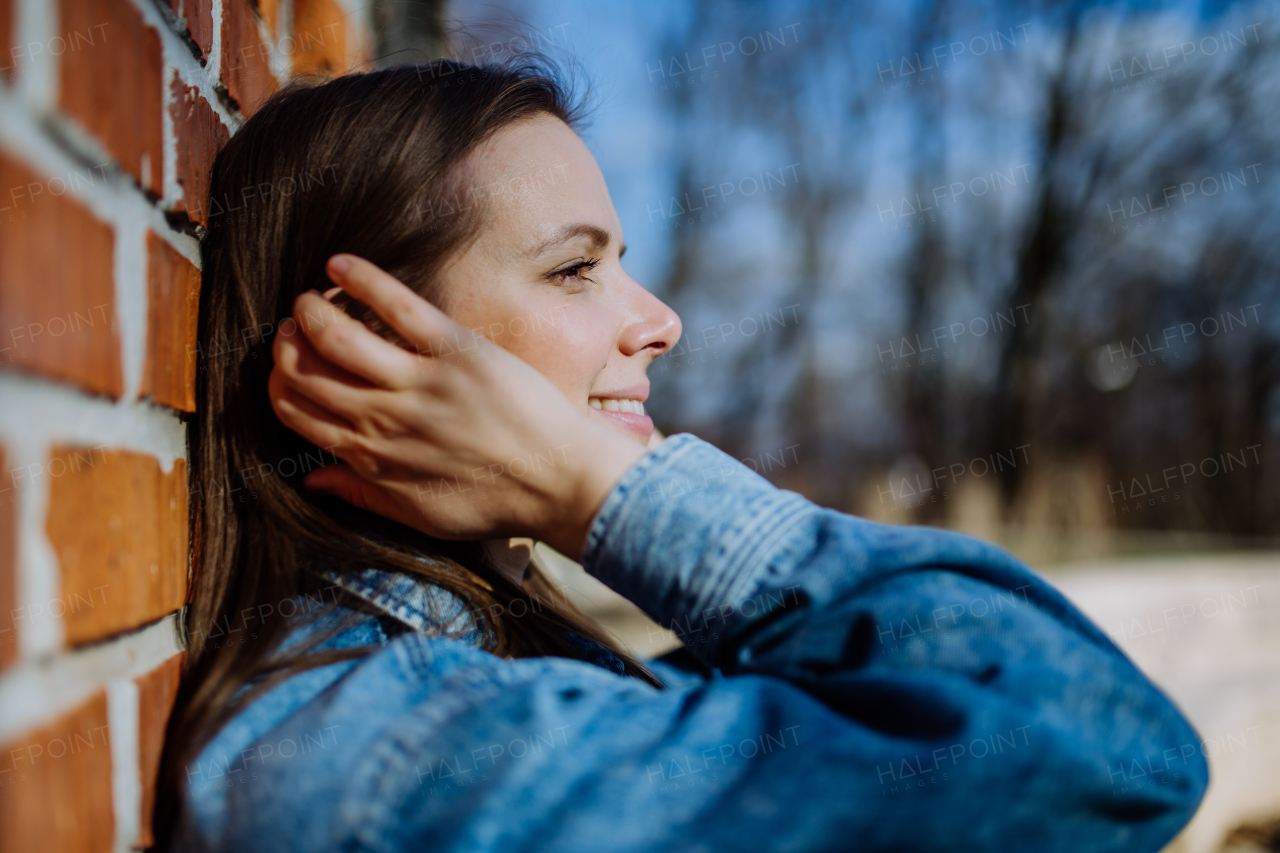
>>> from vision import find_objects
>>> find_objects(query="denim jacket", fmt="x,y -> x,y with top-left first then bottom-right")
174,434 -> 1207,852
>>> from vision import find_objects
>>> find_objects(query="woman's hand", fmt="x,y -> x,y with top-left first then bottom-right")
267,254 -> 648,560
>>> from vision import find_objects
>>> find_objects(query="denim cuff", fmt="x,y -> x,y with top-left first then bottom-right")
581,432 -> 814,645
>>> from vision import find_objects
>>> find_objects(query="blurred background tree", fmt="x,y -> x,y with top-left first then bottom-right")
396,0 -> 1280,561
372,0 -> 448,62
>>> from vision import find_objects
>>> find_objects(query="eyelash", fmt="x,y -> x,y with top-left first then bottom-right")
546,257 -> 601,284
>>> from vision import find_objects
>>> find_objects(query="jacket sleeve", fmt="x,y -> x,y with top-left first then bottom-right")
212,433 -> 1208,853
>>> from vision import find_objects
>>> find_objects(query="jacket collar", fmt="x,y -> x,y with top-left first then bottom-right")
319,563 -> 627,676
321,564 -> 486,643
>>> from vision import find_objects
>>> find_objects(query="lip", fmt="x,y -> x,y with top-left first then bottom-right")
588,407 -> 654,444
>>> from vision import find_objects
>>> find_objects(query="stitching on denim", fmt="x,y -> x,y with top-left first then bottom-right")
583,433 -> 702,566
712,491 -> 815,605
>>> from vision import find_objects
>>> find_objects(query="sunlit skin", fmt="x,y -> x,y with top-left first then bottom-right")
432,114 -> 681,446
308,114 -> 682,583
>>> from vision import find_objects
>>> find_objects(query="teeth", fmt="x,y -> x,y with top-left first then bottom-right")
589,397 -> 645,415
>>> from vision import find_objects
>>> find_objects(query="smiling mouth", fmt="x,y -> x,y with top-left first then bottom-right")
587,396 -> 653,443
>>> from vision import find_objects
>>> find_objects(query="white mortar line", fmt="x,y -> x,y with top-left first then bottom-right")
107,678 -> 142,853
0,373 -> 187,469
339,0 -> 377,71
158,220 -> 202,269
267,0 -> 292,82
209,0 -> 225,94
114,206 -> 148,402
14,0 -> 57,111
5,419 -> 63,659
0,88 -> 202,263
0,87 -> 124,216
281,0 -> 295,71
130,0 -> 241,134
0,613 -> 183,744
0,374 -> 187,661
155,216 -> 202,270
161,64 -> 181,207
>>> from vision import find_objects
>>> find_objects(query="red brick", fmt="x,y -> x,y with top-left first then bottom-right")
0,151 -> 122,398
0,0 -> 13,83
59,0 -> 164,195
45,447 -> 188,645
259,0 -> 280,37
0,691 -> 114,853
135,653 -> 184,849
0,443 -> 14,670
292,0 -> 348,78
141,232 -> 201,412
168,0 -> 214,59
171,76 -> 230,228
221,0 -> 279,118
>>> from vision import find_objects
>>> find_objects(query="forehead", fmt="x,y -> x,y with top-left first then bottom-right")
461,114 -> 617,251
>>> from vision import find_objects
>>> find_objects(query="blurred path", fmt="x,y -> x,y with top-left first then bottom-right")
532,543 -> 682,659
1045,554 -> 1280,853
539,541 -> 1280,850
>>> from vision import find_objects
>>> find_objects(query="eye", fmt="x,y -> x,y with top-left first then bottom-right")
546,257 -> 601,284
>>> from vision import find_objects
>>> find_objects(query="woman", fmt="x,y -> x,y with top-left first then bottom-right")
159,56 -> 1207,851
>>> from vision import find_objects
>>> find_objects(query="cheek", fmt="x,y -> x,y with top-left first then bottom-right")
497,305 -> 614,401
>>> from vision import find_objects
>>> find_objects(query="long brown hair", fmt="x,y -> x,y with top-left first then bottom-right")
156,57 -> 661,847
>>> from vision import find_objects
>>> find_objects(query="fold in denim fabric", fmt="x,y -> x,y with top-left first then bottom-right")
176,434 -> 1208,853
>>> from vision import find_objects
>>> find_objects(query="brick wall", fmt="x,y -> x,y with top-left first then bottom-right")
0,1 -> 370,849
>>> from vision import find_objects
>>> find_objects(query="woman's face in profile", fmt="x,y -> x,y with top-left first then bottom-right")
429,114 -> 682,447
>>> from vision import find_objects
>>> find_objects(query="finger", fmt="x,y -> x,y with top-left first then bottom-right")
275,311 -> 371,390
275,317 -> 392,421
325,254 -> 476,359
292,290 -> 421,389
269,369 -> 358,452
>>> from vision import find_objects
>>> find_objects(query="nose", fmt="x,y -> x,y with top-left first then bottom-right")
616,275 -> 682,360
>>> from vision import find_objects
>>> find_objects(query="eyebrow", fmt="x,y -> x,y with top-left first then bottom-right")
523,223 -> 615,260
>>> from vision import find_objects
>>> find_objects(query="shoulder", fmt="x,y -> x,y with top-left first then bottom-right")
176,628 -> 656,851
